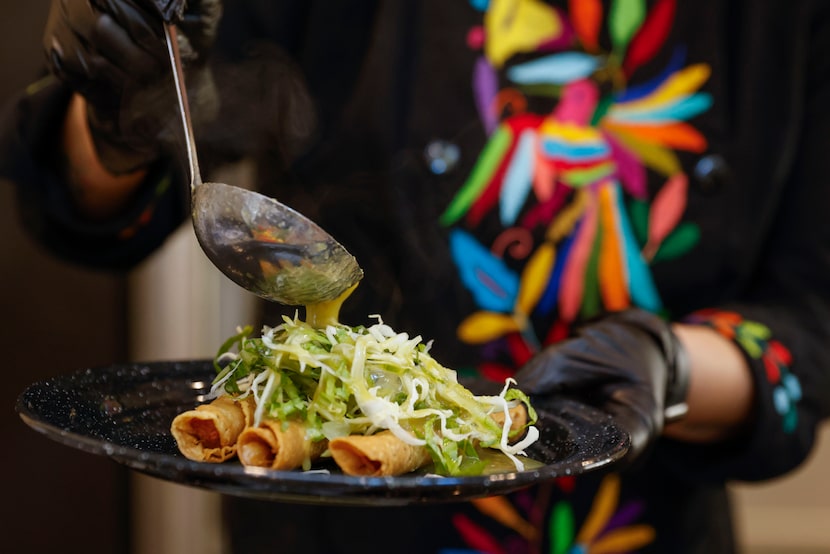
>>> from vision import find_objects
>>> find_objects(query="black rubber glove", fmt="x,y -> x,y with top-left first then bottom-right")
43,0 -> 222,173
144,0 -> 187,22
514,309 -> 691,463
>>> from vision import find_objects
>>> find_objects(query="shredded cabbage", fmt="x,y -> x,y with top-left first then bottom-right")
210,315 -> 539,475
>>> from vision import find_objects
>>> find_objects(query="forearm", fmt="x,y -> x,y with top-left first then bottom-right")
664,323 -> 755,443
61,94 -> 148,220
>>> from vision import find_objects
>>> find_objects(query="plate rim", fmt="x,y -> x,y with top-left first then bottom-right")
16,360 -> 630,505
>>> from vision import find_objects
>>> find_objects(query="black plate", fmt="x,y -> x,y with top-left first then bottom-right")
16,360 -> 628,506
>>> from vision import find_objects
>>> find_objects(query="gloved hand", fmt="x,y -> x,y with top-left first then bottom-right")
514,309 -> 691,462
43,0 -> 222,174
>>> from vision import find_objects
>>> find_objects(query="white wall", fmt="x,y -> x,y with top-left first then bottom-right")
732,423 -> 830,553
127,164 -> 257,554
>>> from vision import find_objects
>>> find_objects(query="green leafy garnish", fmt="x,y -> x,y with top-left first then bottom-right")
211,315 -> 539,475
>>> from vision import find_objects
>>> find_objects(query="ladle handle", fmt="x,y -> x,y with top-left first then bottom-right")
164,24 -> 202,189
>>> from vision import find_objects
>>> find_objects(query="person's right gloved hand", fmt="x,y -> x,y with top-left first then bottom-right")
43,0 -> 222,174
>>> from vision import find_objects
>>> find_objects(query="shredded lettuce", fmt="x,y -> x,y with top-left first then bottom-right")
210,314 -> 539,475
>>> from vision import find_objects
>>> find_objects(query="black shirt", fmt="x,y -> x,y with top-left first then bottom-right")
2,1 -> 830,552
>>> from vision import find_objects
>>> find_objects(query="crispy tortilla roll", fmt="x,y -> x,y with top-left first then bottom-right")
491,404 -> 528,437
329,430 -> 433,477
330,404 -> 530,477
171,396 -> 255,462
237,419 -> 327,470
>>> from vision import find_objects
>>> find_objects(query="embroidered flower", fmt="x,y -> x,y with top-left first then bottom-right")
686,309 -> 801,432
553,474 -> 654,554
442,474 -> 654,554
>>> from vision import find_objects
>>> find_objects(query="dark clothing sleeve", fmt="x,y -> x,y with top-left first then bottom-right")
0,0 -> 379,272
0,75 -> 188,270
663,6 -> 830,483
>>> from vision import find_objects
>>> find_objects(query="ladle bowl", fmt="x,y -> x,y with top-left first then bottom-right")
191,181 -> 363,305
164,25 -> 362,305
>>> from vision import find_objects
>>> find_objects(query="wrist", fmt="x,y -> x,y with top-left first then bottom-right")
665,323 -> 755,442
62,94 -> 148,219
85,101 -> 159,175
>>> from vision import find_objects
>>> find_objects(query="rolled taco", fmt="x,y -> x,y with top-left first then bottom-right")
490,404 -> 528,438
330,404 -> 529,476
171,396 -> 255,462
329,430 -> 432,476
237,419 -> 327,470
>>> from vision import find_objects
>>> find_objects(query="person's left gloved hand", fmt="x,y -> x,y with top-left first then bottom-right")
513,309 -> 691,463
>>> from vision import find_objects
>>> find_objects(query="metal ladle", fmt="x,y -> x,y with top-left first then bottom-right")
163,24 -> 363,306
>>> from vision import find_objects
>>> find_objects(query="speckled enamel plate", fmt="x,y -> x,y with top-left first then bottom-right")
17,360 -> 629,506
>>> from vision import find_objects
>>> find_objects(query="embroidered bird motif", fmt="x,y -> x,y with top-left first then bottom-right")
443,0 -> 710,355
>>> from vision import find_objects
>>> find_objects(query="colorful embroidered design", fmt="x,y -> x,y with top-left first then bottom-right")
443,0 -> 711,381
686,309 -> 801,433
117,174 -> 173,240
442,474 -> 655,553
553,474 -> 654,554
442,1 -> 712,552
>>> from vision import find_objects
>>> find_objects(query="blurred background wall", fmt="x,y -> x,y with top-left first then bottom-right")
2,3 -> 829,554
0,3 -> 130,553
0,3 -> 252,553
